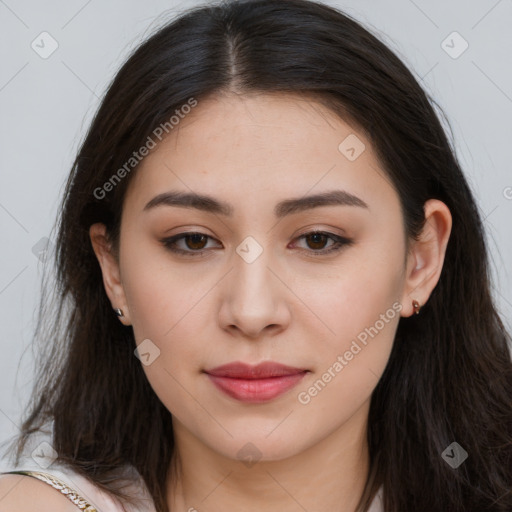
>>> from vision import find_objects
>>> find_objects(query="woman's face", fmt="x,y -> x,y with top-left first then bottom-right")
97,92 -> 421,461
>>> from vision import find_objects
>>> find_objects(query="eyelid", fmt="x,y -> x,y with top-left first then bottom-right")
160,231 -> 222,256
290,230 -> 353,256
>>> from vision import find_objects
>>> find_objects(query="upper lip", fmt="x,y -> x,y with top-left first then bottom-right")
204,361 -> 308,379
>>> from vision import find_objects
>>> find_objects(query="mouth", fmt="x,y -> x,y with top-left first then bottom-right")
203,361 -> 309,403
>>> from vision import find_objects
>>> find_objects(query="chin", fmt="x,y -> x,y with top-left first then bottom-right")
206,428 -> 313,464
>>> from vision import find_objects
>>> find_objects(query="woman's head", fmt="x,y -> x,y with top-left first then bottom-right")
89,88 -> 451,462
7,1 -> 511,511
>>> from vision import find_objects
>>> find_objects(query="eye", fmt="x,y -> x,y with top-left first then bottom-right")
161,232 -> 222,257
160,230 -> 353,257
292,230 -> 353,255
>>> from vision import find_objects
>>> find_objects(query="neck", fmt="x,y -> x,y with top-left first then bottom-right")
167,400 -> 371,512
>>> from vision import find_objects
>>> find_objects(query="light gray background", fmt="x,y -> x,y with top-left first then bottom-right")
1,0 -> 511,468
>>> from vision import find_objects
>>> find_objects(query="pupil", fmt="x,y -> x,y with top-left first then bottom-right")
308,233 -> 326,249
187,234 -> 206,250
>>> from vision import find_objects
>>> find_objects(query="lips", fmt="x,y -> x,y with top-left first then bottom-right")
204,361 -> 308,403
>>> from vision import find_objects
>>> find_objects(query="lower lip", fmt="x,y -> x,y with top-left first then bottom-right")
206,372 -> 307,403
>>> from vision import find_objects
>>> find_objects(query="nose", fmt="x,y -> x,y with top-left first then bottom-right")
218,249 -> 291,340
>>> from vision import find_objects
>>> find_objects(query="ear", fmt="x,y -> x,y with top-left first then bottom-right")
400,199 -> 452,317
89,223 -> 132,326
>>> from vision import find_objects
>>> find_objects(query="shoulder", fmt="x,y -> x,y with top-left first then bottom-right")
0,473 -> 80,511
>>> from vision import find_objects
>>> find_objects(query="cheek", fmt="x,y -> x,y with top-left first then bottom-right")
294,288 -> 400,434
120,236 -> 206,339
296,240 -> 403,401
123,265 -> 205,416
308,243 -> 404,350
124,268 -> 209,386
119,242 -> 214,394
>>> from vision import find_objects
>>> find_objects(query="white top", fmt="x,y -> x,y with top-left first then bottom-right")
0,424 -> 155,512
367,485 -> 384,512
1,425 -> 384,511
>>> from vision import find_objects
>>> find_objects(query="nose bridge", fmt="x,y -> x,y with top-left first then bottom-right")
220,234 -> 288,336
232,236 -> 276,307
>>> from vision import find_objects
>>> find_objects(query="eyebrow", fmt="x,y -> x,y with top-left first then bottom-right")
143,189 -> 369,218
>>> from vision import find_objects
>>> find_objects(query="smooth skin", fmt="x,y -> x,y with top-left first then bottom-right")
0,91 -> 452,511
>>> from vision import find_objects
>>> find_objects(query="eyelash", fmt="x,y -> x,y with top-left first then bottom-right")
160,230 -> 353,258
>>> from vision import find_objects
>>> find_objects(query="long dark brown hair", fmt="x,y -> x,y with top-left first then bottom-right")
2,0 -> 511,510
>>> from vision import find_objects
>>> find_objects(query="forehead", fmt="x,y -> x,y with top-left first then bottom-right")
123,92 -> 399,218
156,92 -> 360,165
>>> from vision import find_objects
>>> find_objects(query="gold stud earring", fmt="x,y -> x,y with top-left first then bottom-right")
412,299 -> 421,315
